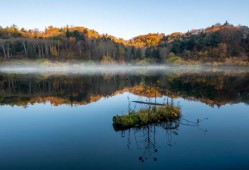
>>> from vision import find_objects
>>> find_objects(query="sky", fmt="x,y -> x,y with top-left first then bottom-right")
0,0 -> 249,39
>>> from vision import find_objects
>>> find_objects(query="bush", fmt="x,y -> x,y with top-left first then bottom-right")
137,57 -> 157,65
166,52 -> 184,65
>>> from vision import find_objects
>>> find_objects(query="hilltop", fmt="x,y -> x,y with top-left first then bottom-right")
0,22 -> 249,65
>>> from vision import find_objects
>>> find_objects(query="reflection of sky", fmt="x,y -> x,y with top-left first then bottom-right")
0,93 -> 249,169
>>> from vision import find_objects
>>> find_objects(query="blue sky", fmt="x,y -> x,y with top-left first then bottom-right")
0,0 -> 248,39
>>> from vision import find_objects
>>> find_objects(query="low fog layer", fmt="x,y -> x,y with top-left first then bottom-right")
0,61 -> 248,75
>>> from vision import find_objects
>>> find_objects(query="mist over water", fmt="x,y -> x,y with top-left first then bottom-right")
0,61 -> 249,75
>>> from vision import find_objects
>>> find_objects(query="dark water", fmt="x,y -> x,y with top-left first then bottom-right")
0,70 -> 249,170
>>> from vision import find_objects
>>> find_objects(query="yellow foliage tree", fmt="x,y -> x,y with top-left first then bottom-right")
101,55 -> 115,64
50,46 -> 58,57
166,52 -> 184,64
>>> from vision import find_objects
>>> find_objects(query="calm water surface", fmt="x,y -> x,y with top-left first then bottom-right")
0,69 -> 249,170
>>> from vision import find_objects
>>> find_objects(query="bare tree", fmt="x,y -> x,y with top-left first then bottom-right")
0,39 -> 7,59
77,40 -> 84,57
17,37 -> 28,56
6,40 -> 11,58
159,46 -> 171,63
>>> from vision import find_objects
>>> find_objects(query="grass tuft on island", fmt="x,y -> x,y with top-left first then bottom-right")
113,104 -> 181,130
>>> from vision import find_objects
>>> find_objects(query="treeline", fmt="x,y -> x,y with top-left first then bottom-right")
0,22 -> 249,64
167,23 -> 249,64
0,25 -> 127,62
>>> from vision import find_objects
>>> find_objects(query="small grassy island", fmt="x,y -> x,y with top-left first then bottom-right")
113,104 -> 181,130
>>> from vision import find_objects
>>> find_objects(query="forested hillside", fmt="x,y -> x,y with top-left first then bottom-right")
0,22 -> 249,64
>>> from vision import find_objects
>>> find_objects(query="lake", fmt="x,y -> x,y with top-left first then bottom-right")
0,67 -> 249,170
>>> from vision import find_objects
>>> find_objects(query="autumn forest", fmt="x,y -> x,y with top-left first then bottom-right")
0,21 -> 249,65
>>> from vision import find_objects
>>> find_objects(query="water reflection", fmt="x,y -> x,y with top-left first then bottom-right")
0,70 -> 249,106
0,69 -> 249,169
113,94 -> 208,162
114,115 -> 208,162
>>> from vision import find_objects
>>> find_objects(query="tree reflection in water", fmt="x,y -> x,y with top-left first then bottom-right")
0,71 -> 249,107
114,113 -> 207,163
